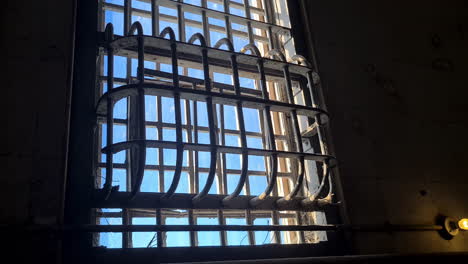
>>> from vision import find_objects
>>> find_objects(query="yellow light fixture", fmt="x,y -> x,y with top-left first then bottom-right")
459,218 -> 468,230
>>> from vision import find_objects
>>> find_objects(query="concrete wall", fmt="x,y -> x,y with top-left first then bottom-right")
304,0 -> 468,254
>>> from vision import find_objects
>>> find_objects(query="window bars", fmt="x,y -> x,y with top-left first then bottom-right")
93,0 -> 340,249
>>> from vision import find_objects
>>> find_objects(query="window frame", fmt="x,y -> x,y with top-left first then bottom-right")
65,0 -> 348,262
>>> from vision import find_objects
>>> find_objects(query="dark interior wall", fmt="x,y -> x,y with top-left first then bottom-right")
303,0 -> 468,254
3,0 -> 75,260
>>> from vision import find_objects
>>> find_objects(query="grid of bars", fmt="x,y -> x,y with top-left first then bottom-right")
94,0 -> 337,248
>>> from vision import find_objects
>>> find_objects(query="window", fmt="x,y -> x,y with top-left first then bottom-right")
68,0 -> 342,262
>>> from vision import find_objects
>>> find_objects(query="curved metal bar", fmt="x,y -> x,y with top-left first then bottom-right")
187,33 -> 207,47
103,23 -> 115,200
126,22 -> 147,199
301,162 -> 333,207
277,67 -> 305,203
213,37 -> 234,51
265,49 -> 286,63
241,44 -> 278,207
290,54 -> 312,68
208,39 -> 249,205
187,33 -> 218,204
264,50 -> 306,205
290,55 -> 336,207
159,27 -> 184,199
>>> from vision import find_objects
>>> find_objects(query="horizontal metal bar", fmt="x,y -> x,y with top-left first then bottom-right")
101,139 -> 333,162
142,68 -> 263,97
104,35 -> 311,80
96,210 -> 297,219
97,162 -> 293,177
91,190 -> 339,211
67,224 -> 339,232
96,83 -> 328,119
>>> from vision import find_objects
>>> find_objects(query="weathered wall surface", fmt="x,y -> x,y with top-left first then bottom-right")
304,0 -> 468,254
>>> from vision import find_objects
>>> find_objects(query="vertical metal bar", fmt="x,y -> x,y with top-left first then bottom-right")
218,210 -> 227,246
177,1 -> 186,42
244,0 -> 255,44
246,210 -> 254,245
188,209 -> 196,246
193,100 -> 199,193
185,98 -> 194,194
223,0 -> 233,42
124,0 -> 131,34
272,210 -> 281,244
157,96 -> 164,193
103,25 -> 114,200
201,0 -> 211,46
295,211 -> 305,244
151,0 -> 159,36
156,209 -> 163,247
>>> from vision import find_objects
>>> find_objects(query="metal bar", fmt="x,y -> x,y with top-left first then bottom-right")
157,95 -> 165,193
246,210 -> 255,245
102,140 -> 333,162
185,94 -> 195,194
271,211 -> 281,244
151,0 -> 159,36
218,210 -> 227,246
240,44 -> 278,207
212,39 -> 248,205
105,36 -> 312,79
128,23 -> 147,199
267,52 -> 305,206
98,210 -> 298,219
103,24 -> 115,199
92,189 -> 339,211
159,27 -> 185,198
156,208 -> 164,247
188,34 -> 218,204
193,100 -> 200,193
143,67 -> 263,97
189,210 -> 196,246
96,84 -> 328,119
177,0 -> 185,42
